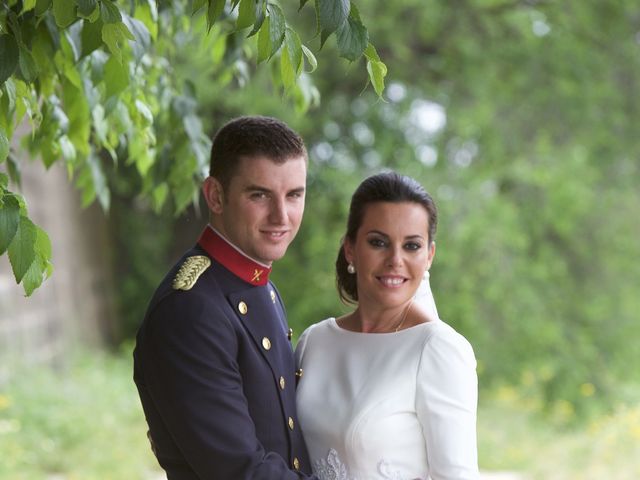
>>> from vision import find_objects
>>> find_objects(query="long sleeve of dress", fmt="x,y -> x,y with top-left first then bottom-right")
415,324 -> 479,480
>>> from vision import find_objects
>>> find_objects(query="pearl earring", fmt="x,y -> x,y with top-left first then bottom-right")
347,263 -> 356,274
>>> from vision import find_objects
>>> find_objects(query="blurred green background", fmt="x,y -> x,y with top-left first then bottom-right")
2,0 -> 640,479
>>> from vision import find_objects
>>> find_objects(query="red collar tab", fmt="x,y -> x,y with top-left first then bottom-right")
198,227 -> 271,286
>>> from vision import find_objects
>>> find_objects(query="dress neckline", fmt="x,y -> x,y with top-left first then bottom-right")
328,317 -> 439,336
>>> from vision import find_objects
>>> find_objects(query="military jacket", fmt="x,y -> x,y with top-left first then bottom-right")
133,226 -> 315,479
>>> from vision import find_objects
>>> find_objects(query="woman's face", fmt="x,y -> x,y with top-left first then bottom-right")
344,201 -> 435,309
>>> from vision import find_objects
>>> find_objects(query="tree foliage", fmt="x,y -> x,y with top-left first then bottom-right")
0,0 -> 386,295
266,0 -> 640,420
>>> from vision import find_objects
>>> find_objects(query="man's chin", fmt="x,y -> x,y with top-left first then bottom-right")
257,246 -> 290,265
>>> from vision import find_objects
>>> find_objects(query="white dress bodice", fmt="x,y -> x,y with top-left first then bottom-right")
295,318 -> 479,480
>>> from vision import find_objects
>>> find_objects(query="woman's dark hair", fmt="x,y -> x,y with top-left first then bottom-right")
336,171 -> 438,304
209,115 -> 307,191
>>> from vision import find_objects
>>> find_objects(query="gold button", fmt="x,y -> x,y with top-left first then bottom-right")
279,376 -> 286,390
293,457 -> 300,470
238,301 -> 248,315
262,337 -> 271,350
288,416 -> 294,430
270,290 -> 276,303
287,328 -> 293,340
295,368 -> 303,379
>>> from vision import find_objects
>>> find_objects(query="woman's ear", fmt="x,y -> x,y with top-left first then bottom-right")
343,239 -> 355,265
203,176 -> 224,215
426,241 -> 436,270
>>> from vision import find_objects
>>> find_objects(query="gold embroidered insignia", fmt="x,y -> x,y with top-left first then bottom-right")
172,255 -> 211,291
251,269 -> 263,283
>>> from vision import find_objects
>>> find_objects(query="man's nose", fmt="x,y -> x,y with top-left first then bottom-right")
269,197 -> 287,224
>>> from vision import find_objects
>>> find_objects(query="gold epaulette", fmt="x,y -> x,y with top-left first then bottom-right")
172,255 -> 211,291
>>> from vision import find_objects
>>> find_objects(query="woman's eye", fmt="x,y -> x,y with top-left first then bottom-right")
404,242 -> 422,251
368,238 -> 387,248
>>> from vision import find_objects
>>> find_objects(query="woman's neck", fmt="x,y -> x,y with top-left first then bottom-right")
349,300 -> 414,333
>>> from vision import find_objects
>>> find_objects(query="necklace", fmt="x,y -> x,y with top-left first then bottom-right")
394,300 -> 413,332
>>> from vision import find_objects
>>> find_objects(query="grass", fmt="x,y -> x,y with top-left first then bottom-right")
1,348 -> 638,479
0,346 -> 160,480
478,386 -> 640,479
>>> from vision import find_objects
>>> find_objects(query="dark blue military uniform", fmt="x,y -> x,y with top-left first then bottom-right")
133,226 -> 315,479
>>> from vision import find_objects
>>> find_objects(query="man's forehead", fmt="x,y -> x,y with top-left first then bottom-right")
230,155 -> 307,187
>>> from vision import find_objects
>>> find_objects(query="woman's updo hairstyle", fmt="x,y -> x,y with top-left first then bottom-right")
336,171 -> 437,304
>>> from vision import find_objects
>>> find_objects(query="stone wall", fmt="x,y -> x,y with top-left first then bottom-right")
0,128 -> 116,382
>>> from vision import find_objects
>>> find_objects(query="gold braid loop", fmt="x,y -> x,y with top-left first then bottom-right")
172,256 -> 211,291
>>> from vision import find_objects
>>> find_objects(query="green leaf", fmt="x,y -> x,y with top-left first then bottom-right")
284,28 -> 303,76
21,0 -> 38,13
363,42 -> 380,62
102,21 -> 134,63
247,0 -> 266,37
192,0 -> 207,15
18,46 -> 39,82
35,0 -> 52,16
365,44 -> 387,98
53,0 -> 78,28
0,172 -> 7,188
21,225 -> 53,296
0,34 -> 19,85
62,80 -> 90,154
336,4 -> 368,61
257,16 -> 271,63
268,3 -> 285,58
0,129 -> 8,163
58,134 -> 76,161
136,1 -> 158,40
135,99 -> 153,126
299,0 -> 311,9
6,153 -> 21,185
237,0 -> 256,30
8,215 -> 37,283
86,152 -> 109,210
77,0 -> 97,17
103,51 -> 129,97
100,0 -> 122,24
280,41 -> 296,92
151,182 -> 169,212
0,193 -> 20,255
81,17 -> 104,57
317,0 -> 349,47
207,0 -> 226,32
122,14 -> 151,61
301,44 -> 317,72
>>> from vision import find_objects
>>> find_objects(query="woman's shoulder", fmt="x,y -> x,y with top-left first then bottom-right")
295,318 -> 335,364
298,317 -> 335,340
420,319 -> 477,366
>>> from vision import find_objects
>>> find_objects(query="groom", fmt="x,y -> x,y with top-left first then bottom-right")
133,116 -> 317,479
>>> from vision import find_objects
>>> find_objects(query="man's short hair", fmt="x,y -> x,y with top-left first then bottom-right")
209,116 -> 307,191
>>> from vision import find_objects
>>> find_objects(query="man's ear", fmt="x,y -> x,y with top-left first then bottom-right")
203,176 -> 224,214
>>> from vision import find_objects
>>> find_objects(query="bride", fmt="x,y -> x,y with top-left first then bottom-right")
296,172 -> 479,480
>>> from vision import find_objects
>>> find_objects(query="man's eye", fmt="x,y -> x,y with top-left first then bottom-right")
250,192 -> 267,199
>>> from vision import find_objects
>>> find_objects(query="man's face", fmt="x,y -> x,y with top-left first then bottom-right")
208,156 -> 307,265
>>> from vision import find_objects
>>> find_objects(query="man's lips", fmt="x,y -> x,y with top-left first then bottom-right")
260,230 -> 289,239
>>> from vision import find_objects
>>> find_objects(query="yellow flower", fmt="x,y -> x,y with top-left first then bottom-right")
0,394 -> 11,410
580,382 -> 596,397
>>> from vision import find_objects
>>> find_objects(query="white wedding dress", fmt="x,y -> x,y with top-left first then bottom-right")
295,276 -> 479,480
